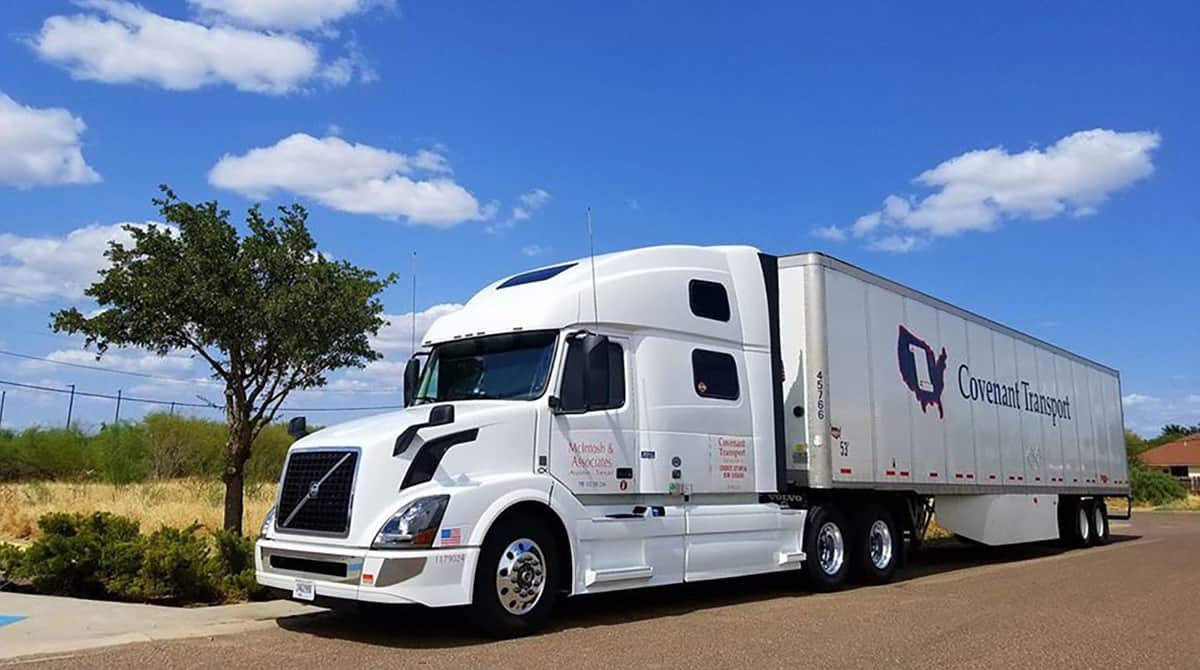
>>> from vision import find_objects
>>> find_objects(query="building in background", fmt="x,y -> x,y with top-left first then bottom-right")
1139,434 -> 1200,491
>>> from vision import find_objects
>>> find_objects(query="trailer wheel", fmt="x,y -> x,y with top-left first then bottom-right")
1089,500 -> 1110,545
852,505 -> 900,584
1057,497 -> 1091,548
803,505 -> 851,590
470,515 -> 558,638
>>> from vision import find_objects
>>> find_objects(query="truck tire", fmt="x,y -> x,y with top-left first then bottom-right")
803,504 -> 851,591
1089,500 -> 1110,546
1058,497 -> 1091,548
852,505 -> 900,584
470,515 -> 559,638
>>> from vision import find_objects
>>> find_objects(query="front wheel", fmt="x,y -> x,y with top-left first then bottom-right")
802,504 -> 852,591
470,516 -> 558,638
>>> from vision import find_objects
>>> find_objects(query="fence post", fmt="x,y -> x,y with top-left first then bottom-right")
66,384 -> 76,428
0,390 -> 5,428
169,401 -> 176,415
114,389 -> 122,424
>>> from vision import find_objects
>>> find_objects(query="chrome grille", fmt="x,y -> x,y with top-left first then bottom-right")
276,449 -> 358,535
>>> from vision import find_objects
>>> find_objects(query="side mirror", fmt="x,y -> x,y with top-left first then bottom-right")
402,356 -> 422,407
582,333 -> 611,410
287,416 -> 307,439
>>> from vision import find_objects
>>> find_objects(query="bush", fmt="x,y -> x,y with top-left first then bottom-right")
4,512 -> 263,604
212,528 -> 268,600
18,512 -> 141,598
1130,461 -> 1187,506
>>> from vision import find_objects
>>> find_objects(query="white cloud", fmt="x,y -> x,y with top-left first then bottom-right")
325,303 -> 463,391
0,91 -> 100,188
512,188 -> 551,222
209,133 -> 488,226
867,235 -> 922,254
0,222 -> 163,303
850,129 -> 1161,252
521,244 -> 550,257
487,188 -> 552,234
1122,392 -> 1200,437
371,304 -> 464,355
23,349 -> 197,377
29,1 -> 366,95
188,0 -> 387,30
811,225 -> 846,242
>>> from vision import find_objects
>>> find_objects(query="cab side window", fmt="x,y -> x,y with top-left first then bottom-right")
692,349 -> 739,400
560,340 -> 626,411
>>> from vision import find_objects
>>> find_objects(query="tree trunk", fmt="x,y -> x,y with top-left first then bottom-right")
223,457 -> 246,535
222,410 -> 253,535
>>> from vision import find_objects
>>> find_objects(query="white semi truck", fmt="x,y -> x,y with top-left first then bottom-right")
256,246 -> 1129,636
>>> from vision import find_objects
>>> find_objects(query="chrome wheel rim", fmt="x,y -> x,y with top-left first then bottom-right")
868,519 -> 893,570
1093,506 -> 1105,537
1077,507 -> 1090,541
817,521 -> 845,576
496,538 -> 546,615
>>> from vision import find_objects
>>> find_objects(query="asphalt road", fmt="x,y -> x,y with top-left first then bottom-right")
10,513 -> 1199,670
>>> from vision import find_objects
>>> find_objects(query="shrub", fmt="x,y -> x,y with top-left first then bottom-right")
212,528 -> 267,600
19,512 -> 141,598
3,512 -> 263,604
107,524 -> 219,603
1130,461 -> 1187,506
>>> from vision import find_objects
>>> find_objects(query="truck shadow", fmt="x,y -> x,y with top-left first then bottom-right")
275,532 -> 1140,649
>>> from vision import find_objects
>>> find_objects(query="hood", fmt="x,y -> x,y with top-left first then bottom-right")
270,400 -> 539,547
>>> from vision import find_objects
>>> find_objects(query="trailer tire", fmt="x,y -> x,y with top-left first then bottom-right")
470,515 -> 559,638
852,505 -> 899,584
1089,500 -> 1110,546
1058,497 -> 1091,548
803,505 -> 852,591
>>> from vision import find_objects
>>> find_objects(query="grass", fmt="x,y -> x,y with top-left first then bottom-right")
0,479 -> 277,544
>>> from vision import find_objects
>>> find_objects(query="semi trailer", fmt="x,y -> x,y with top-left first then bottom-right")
256,245 -> 1129,636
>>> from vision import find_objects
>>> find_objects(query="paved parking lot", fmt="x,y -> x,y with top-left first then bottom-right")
7,513 -> 1199,669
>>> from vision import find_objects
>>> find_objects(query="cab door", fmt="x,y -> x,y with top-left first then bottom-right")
548,333 -> 637,495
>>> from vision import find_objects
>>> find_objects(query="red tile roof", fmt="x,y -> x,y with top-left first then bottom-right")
1139,434 -> 1200,466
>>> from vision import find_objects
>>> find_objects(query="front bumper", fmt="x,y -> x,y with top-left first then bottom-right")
255,537 -> 480,607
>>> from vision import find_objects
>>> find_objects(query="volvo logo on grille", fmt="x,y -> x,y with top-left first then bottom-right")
307,481 -> 321,498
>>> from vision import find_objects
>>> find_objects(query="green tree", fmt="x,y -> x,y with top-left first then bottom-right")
53,187 -> 394,534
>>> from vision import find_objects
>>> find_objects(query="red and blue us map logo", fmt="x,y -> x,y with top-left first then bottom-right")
897,325 -> 948,419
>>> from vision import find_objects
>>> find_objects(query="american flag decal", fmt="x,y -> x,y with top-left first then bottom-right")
440,527 -> 462,546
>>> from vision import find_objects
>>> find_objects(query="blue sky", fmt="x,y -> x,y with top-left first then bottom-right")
0,0 -> 1196,434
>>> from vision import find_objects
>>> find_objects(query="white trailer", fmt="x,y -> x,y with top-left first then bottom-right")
256,246 -> 1128,636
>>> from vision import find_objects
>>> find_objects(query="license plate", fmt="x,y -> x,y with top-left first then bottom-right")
293,579 -> 315,601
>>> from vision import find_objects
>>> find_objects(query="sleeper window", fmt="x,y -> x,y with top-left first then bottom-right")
689,280 -> 731,322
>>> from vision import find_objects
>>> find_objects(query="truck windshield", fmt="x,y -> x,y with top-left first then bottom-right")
414,330 -> 558,403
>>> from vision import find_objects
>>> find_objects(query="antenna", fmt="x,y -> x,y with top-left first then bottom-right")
411,251 -> 417,354
587,207 -> 599,327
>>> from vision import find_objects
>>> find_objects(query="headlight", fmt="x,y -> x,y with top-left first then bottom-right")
260,505 -> 276,536
372,495 -> 450,549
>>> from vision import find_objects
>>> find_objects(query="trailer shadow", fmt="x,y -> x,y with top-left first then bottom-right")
274,531 -> 1141,649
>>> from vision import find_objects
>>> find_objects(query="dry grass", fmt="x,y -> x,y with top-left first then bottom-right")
0,480 -> 277,544
1153,493 -> 1200,512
